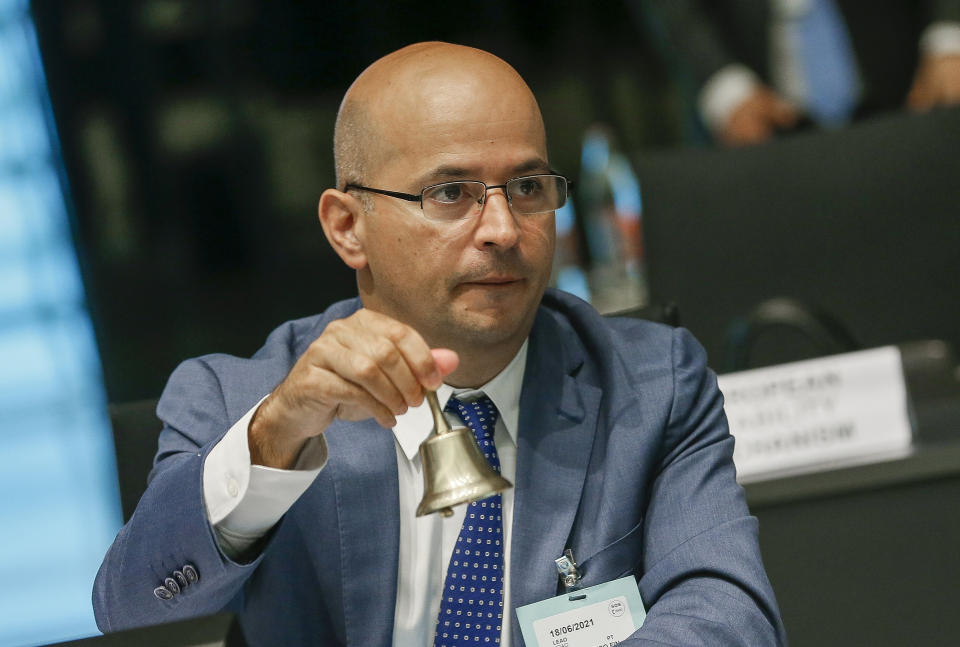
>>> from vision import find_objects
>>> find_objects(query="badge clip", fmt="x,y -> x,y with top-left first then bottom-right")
555,549 -> 584,599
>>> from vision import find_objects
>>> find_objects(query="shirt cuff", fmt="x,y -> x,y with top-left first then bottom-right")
698,64 -> 763,136
203,395 -> 328,554
920,22 -> 960,57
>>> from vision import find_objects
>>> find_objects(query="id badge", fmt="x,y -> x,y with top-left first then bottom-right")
516,576 -> 646,647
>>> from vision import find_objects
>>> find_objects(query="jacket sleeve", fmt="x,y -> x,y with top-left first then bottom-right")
92,357 -> 274,632
629,328 -> 787,646
929,0 -> 960,23
629,0 -> 739,88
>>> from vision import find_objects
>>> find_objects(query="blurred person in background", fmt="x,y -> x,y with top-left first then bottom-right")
633,0 -> 960,145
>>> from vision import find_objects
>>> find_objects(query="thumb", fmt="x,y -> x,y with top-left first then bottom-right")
430,348 -> 460,380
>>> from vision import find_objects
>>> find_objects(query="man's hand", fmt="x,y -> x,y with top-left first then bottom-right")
248,309 -> 459,469
719,86 -> 800,147
907,54 -> 960,111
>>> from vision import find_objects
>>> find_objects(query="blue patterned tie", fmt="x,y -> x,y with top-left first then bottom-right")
434,395 -> 504,647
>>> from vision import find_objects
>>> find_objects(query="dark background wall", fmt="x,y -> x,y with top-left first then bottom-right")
31,0 -> 682,402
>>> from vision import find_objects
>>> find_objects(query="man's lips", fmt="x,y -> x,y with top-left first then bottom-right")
462,275 -> 523,285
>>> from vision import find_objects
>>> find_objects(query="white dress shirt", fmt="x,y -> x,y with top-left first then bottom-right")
698,0 -> 960,134
201,341 -> 529,647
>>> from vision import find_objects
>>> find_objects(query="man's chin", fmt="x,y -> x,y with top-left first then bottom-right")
446,300 -> 537,347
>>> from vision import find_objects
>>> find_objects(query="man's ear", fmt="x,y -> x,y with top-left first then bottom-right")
319,188 -> 367,269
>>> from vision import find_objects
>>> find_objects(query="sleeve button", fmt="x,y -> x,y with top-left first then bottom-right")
173,570 -> 188,588
183,564 -> 199,583
154,586 -> 173,600
164,577 -> 181,595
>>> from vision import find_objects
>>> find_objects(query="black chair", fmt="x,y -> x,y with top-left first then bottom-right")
108,398 -> 161,522
635,107 -> 960,372
607,301 -> 680,327
723,297 -> 860,372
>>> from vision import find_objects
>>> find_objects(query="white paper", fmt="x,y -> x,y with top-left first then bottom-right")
718,346 -> 913,482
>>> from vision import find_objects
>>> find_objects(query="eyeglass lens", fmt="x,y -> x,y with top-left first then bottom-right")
421,175 -> 566,221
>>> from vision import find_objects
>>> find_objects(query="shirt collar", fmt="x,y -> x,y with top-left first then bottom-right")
393,340 -> 528,461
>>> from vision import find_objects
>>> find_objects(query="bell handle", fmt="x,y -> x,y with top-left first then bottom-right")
425,390 -> 452,436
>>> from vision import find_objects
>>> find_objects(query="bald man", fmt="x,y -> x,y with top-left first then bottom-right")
93,43 -> 786,646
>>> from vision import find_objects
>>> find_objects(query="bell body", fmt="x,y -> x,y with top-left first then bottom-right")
416,425 -> 513,517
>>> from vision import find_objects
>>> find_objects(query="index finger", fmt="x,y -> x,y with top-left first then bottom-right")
366,313 -> 443,391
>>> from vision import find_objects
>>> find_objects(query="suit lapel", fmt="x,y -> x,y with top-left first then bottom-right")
510,308 -> 602,635
324,420 -> 400,646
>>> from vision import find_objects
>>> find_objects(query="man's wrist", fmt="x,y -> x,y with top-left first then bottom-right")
249,394 -> 308,469
699,63 -> 763,135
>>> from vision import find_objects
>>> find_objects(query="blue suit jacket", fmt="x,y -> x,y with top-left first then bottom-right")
93,289 -> 786,645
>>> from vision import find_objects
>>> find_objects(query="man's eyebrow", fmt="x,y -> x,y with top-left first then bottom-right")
510,158 -> 552,176
415,159 -> 553,188
415,165 -> 472,188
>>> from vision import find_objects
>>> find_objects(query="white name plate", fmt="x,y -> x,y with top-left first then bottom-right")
717,346 -> 913,482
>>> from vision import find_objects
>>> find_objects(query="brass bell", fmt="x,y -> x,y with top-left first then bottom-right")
416,390 -> 513,517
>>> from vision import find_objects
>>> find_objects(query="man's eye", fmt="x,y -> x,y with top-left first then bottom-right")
514,178 -> 543,196
425,183 -> 466,204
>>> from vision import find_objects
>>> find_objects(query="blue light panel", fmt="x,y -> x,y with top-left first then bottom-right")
0,1 -> 123,645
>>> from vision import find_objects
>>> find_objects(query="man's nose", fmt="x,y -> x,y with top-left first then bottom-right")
475,188 -> 520,248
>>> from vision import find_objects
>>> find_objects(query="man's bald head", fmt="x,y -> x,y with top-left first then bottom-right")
333,42 -> 545,190
320,42 -> 556,379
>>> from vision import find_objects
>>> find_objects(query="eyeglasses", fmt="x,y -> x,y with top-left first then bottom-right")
344,174 -> 571,223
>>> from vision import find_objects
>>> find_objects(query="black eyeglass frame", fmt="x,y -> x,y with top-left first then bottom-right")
343,173 -> 573,218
